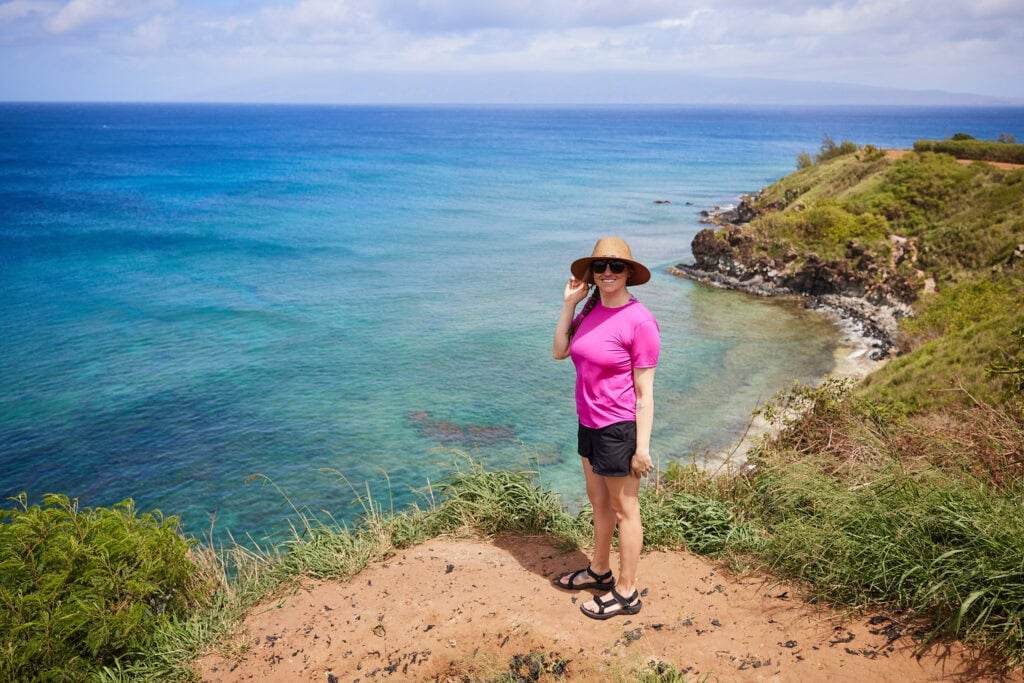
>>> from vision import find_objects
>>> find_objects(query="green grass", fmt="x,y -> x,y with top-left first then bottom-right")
859,276 -> 1024,412
748,145 -> 1024,286
6,424 -> 1024,681
747,459 -> 1024,660
711,381 -> 1024,667
639,484 -> 760,554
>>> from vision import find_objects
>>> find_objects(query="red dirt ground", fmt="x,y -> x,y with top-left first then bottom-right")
195,535 -> 1022,682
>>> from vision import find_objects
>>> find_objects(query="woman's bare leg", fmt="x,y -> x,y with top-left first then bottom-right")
583,460 -> 616,576
581,473 -> 642,613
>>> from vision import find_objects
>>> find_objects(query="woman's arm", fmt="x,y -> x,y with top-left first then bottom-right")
553,278 -> 589,360
630,366 -> 656,477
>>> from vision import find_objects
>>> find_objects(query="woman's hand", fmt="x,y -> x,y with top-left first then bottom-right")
630,451 -> 654,478
631,367 -> 656,478
564,277 -> 589,305
554,277 -> 590,360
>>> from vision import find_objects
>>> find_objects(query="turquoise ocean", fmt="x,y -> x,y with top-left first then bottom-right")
2,104 -> 1022,544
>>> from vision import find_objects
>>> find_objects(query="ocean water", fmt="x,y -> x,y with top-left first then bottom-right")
2,104 -> 1022,544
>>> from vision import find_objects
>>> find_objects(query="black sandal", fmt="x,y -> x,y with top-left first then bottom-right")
580,588 -> 642,620
552,566 -> 615,591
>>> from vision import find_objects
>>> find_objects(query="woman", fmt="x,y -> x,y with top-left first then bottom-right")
551,236 -> 660,620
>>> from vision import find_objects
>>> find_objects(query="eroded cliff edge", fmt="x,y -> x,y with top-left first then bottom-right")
672,188 -> 925,361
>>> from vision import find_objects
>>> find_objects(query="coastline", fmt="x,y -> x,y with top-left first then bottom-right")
667,260 -> 908,361
667,264 -> 891,469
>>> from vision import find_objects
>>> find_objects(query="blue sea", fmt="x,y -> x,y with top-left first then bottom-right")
2,104 -> 1022,545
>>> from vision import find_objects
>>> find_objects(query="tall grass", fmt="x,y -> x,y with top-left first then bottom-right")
721,381 -> 1024,666
89,455 -> 587,681
750,462 -> 1024,649
9,399 -> 1023,680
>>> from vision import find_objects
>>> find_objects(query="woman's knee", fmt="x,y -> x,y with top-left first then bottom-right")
607,489 -> 640,519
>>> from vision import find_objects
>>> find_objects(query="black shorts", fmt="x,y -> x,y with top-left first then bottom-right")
578,420 -> 637,477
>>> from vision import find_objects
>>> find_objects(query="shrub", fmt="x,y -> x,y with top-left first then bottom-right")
900,278 -> 1020,345
757,201 -> 888,258
0,494 -> 209,682
878,152 -> 972,233
816,134 -> 858,164
913,138 -> 1024,165
857,144 -> 886,162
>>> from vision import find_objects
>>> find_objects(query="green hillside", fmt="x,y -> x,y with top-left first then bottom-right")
747,142 -> 1024,411
699,137 -> 1024,669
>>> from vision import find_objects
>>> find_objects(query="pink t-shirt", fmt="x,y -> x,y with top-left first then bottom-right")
569,298 -> 660,429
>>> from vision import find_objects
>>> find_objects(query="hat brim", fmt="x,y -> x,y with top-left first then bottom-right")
570,257 -> 651,286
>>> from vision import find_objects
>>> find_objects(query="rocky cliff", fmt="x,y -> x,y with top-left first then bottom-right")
673,195 -> 923,360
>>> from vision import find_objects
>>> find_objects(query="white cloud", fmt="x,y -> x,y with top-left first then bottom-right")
254,0 -> 363,39
374,0 -> 692,32
45,0 -> 173,33
48,0 -> 124,32
0,0 -> 58,24
124,14 -> 169,52
651,10 -> 711,30
2,0 -> 1022,101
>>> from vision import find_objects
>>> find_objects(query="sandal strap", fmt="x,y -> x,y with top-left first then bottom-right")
592,593 -> 619,613
567,568 -> 588,585
581,588 -> 642,619
556,567 -> 587,587
556,566 -> 615,589
611,588 -> 639,608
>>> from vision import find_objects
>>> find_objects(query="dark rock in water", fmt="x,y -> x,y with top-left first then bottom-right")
406,411 -> 517,446
529,444 -> 564,466
421,419 -> 465,443
701,195 -> 760,226
653,199 -> 671,204
464,424 -> 516,445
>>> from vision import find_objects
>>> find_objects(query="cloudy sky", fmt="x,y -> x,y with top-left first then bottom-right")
2,0 -> 1023,104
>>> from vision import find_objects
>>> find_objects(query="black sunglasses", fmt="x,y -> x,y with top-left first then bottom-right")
590,259 -> 627,274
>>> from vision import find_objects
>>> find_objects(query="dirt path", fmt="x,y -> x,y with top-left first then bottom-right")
195,535 -> 1021,682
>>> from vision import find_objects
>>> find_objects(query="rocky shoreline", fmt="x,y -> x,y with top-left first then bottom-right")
671,195 -> 919,361
667,196 -> 907,469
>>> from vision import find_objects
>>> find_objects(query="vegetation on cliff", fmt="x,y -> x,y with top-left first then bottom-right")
761,137 -> 1024,285
0,495 -> 211,680
913,131 -> 1024,164
673,133 -> 1024,669
751,137 -> 1024,409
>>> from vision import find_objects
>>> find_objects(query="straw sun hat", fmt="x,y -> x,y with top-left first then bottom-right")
570,236 -> 652,286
